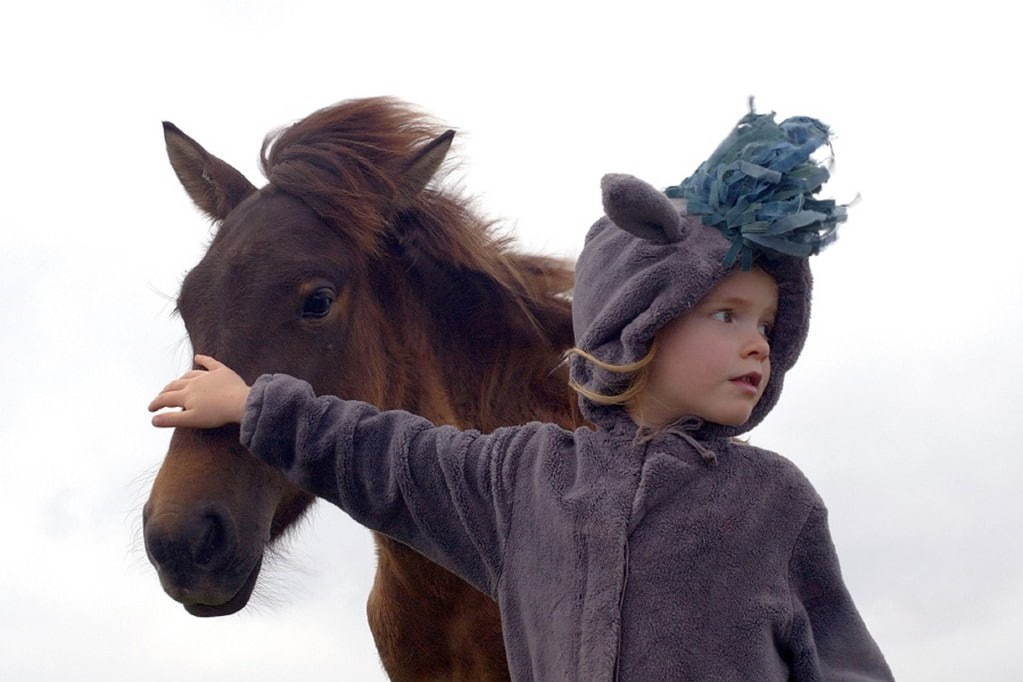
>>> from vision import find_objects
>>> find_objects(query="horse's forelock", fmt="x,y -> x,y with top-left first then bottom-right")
259,97 -> 443,256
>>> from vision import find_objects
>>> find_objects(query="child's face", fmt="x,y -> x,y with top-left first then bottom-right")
628,267 -> 778,428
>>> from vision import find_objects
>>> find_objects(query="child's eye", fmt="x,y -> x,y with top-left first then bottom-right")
712,309 -> 772,339
711,310 -> 734,323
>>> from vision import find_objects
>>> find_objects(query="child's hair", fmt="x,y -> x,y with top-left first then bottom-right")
564,339 -> 658,406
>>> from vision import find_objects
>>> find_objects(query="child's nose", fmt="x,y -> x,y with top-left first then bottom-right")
742,328 -> 770,358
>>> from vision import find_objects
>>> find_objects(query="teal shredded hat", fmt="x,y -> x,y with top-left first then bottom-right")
570,100 -> 849,439
667,98 -> 846,271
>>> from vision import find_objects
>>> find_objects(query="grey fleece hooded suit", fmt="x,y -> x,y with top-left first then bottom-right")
239,171 -> 894,680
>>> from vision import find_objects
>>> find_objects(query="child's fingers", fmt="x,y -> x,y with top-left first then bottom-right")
194,354 -> 225,371
152,409 -> 193,428
160,377 -> 193,394
148,389 -> 188,413
158,371 -> 203,395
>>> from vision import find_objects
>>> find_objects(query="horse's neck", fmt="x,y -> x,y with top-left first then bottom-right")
366,244 -> 578,432
436,325 -> 578,433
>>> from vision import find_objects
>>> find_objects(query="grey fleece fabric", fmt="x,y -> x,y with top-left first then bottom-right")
238,171 -> 892,680
240,375 -> 893,681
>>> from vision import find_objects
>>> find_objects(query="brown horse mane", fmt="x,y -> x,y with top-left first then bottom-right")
258,96 -> 579,431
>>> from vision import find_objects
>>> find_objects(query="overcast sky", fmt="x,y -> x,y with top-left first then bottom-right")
1,2 -> 1020,680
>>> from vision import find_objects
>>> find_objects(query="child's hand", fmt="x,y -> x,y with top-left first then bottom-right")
149,354 -> 251,429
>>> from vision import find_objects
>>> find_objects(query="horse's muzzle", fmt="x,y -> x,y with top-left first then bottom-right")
143,501 -> 258,615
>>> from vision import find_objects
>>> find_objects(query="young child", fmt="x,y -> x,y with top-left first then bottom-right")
149,106 -> 893,681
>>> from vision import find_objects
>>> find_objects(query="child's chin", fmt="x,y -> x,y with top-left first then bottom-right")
708,410 -> 753,428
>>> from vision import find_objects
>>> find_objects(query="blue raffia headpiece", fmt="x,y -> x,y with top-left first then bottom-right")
665,99 -> 849,271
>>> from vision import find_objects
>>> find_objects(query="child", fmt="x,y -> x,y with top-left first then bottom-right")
150,106 -> 893,681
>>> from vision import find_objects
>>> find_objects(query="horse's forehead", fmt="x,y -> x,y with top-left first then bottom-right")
224,188 -> 322,240
179,189 -> 349,324
212,188 -> 341,261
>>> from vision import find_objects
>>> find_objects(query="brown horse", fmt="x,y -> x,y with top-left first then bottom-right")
143,97 -> 581,680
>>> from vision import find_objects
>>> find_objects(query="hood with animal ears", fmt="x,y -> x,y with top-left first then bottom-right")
570,107 -> 847,440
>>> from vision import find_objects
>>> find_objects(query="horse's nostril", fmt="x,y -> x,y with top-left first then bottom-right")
144,505 -> 237,577
144,525 -> 177,570
192,513 -> 227,567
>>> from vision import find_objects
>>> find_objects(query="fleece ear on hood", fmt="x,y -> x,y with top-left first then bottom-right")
570,105 -> 845,440
600,173 -> 687,244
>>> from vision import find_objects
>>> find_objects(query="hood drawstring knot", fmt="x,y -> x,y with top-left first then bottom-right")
665,416 -> 719,466
633,416 -> 719,466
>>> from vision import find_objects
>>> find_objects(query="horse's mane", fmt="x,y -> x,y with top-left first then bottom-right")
259,97 -> 578,429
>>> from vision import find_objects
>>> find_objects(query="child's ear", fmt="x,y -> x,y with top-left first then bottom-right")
601,173 -> 686,244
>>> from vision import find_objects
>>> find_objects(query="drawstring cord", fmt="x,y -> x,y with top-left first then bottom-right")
634,415 -> 719,466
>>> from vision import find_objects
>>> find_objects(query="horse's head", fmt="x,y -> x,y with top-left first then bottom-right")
144,99 -> 465,616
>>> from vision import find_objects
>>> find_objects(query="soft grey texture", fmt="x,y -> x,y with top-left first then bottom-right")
237,172 -> 891,679
571,173 -> 811,439
241,373 -> 892,680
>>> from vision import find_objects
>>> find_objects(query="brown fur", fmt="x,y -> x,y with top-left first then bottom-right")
144,97 -> 581,680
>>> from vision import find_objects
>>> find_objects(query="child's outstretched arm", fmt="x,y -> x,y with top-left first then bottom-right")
150,355 -> 550,598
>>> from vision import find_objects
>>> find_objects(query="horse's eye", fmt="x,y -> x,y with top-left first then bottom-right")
302,288 -> 335,319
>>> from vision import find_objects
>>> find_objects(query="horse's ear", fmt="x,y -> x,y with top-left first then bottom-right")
163,122 -> 257,221
394,130 -> 454,211
601,173 -> 686,244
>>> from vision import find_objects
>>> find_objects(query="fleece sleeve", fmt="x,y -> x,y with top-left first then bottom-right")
239,373 -> 545,598
786,504 -> 895,681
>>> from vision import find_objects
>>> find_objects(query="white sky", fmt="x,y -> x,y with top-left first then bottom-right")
1,1 -> 1020,680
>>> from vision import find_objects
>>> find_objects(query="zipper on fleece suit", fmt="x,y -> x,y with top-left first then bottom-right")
613,537 -> 631,681
614,437 -> 647,680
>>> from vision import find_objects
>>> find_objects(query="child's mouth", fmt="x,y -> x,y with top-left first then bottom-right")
730,372 -> 762,393
730,378 -> 758,394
